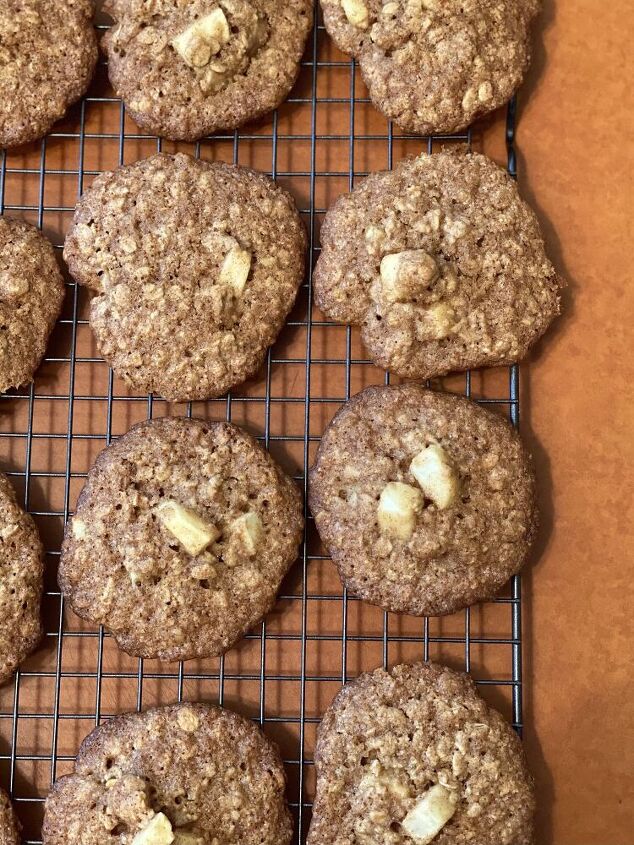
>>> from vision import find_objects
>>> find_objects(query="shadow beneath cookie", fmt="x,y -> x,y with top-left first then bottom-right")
519,0 -> 556,121
513,165 -> 576,375
515,0 -> 576,354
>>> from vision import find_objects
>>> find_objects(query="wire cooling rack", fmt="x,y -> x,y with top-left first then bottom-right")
0,7 -> 524,843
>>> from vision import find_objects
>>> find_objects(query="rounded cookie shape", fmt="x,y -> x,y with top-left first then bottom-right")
308,662 -> 535,845
0,472 -> 44,684
314,149 -> 562,379
43,702 -> 293,845
103,0 -> 313,141
309,384 -> 537,616
0,217 -> 66,394
59,417 -> 304,661
0,0 -> 97,148
320,0 -> 540,135
63,153 -> 307,401
0,789 -> 20,845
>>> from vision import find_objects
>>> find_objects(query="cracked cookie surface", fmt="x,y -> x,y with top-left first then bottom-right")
43,702 -> 293,845
0,471 -> 44,685
0,217 -> 66,394
314,149 -> 561,379
0,0 -> 97,148
59,416 -> 303,661
103,0 -> 313,141
309,384 -> 537,616
63,153 -> 307,401
320,0 -> 540,135
0,790 -> 20,845
308,662 -> 534,845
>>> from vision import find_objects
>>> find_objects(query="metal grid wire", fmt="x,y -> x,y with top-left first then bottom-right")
0,7 -> 523,843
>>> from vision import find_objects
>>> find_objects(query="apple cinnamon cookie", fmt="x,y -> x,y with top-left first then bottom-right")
102,0 -> 313,141
0,471 -> 44,685
314,149 -> 561,379
309,384 -> 537,616
59,416 -> 303,661
43,702 -> 293,845
0,789 -> 20,845
63,152 -> 307,401
0,0 -> 97,148
0,217 -> 65,394
320,0 -> 540,136
308,662 -> 534,845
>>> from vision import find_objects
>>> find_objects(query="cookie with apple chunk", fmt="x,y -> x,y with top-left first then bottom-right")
309,383 -> 537,616
308,662 -> 534,845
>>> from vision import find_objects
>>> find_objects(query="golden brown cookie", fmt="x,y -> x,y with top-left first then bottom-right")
309,384 -> 537,616
59,417 -> 304,661
308,662 -> 535,845
0,217 -> 65,394
0,471 -> 44,685
103,0 -> 313,141
63,153 -> 307,401
314,149 -> 562,379
43,702 -> 293,845
0,0 -> 97,148
320,0 -> 540,135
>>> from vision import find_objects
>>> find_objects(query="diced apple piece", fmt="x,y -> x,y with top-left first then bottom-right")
219,245 -> 252,293
196,8 -> 230,46
342,0 -> 369,29
172,9 -> 230,68
380,250 -> 439,303
231,512 -> 264,554
154,500 -> 219,556
410,444 -> 459,510
172,32 -> 212,67
377,482 -> 423,540
401,784 -> 458,844
132,813 -> 175,845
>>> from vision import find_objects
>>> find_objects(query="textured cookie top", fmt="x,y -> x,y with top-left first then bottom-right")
0,472 -> 44,685
314,149 -> 561,379
43,702 -> 293,845
0,217 -> 66,394
103,0 -> 313,141
63,153 -> 307,401
0,0 -> 97,148
308,662 -> 534,845
320,0 -> 540,135
0,789 -> 20,845
309,384 -> 537,616
59,417 -> 304,661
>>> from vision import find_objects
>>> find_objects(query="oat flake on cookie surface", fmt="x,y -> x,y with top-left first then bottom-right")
103,0 -> 313,141
59,416 -> 304,661
320,0 -> 540,136
43,702 -> 293,845
314,148 -> 562,380
308,662 -> 535,845
309,384 -> 537,617
63,152 -> 307,402
0,0 -> 97,148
